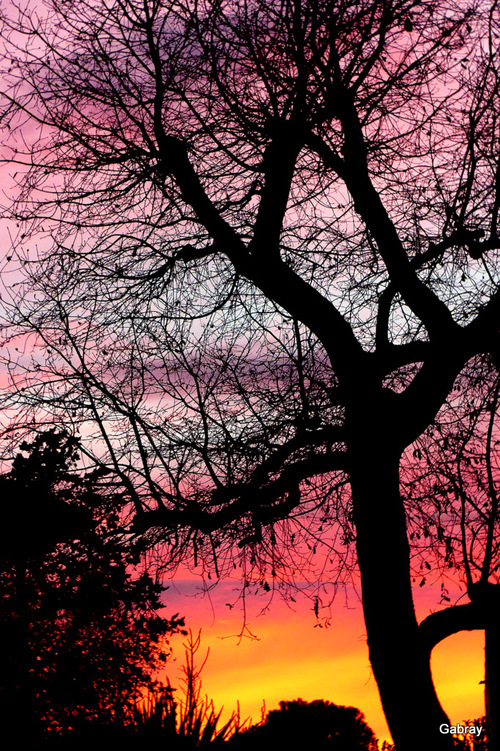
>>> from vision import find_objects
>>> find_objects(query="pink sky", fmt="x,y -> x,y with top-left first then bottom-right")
0,5 -> 493,748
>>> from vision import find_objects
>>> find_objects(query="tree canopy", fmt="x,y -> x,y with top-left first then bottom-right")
0,430 -> 185,741
228,698 -> 379,751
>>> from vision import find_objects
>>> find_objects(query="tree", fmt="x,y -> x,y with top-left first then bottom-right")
1,1 -> 500,749
404,358 -> 500,747
0,430 -> 185,742
228,698 -> 378,751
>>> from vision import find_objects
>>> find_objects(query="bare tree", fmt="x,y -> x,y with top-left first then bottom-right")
1,1 -> 500,749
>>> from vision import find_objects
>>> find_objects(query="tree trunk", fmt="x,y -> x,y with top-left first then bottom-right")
485,613 -> 500,751
349,435 -> 454,751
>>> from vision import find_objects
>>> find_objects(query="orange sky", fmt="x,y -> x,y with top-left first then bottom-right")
161,576 -> 486,745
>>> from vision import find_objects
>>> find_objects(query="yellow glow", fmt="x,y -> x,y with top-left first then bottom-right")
432,631 -> 485,722
163,581 -> 487,746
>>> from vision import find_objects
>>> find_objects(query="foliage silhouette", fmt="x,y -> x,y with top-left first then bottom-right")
228,698 -> 378,751
130,630 -> 246,749
451,719 -> 488,751
0,430 -> 186,743
2,1 -> 500,749
40,629 -> 247,751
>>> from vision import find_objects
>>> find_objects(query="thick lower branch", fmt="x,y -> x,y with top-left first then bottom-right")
133,449 -> 346,535
419,583 -> 500,653
419,603 -> 485,653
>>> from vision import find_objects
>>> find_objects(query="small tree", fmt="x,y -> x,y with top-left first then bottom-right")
228,698 -> 378,751
0,430 -> 186,741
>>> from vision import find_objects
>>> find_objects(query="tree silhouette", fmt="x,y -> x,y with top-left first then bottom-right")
1,2 -> 500,749
0,431 -> 185,743
228,698 -> 378,751
404,359 -> 500,746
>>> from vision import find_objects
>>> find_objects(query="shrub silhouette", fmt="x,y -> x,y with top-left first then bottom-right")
0,430 -> 185,742
130,630 -> 246,748
451,719 -> 487,751
44,630 -> 246,751
228,698 -> 378,751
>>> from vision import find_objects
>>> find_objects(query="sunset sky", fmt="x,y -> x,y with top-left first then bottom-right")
162,575 -> 486,743
0,2 -> 498,748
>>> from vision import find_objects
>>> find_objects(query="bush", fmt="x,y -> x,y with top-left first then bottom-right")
228,698 -> 378,751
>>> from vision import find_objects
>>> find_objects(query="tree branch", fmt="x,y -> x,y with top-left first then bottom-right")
133,448 -> 347,536
419,603 -> 485,653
